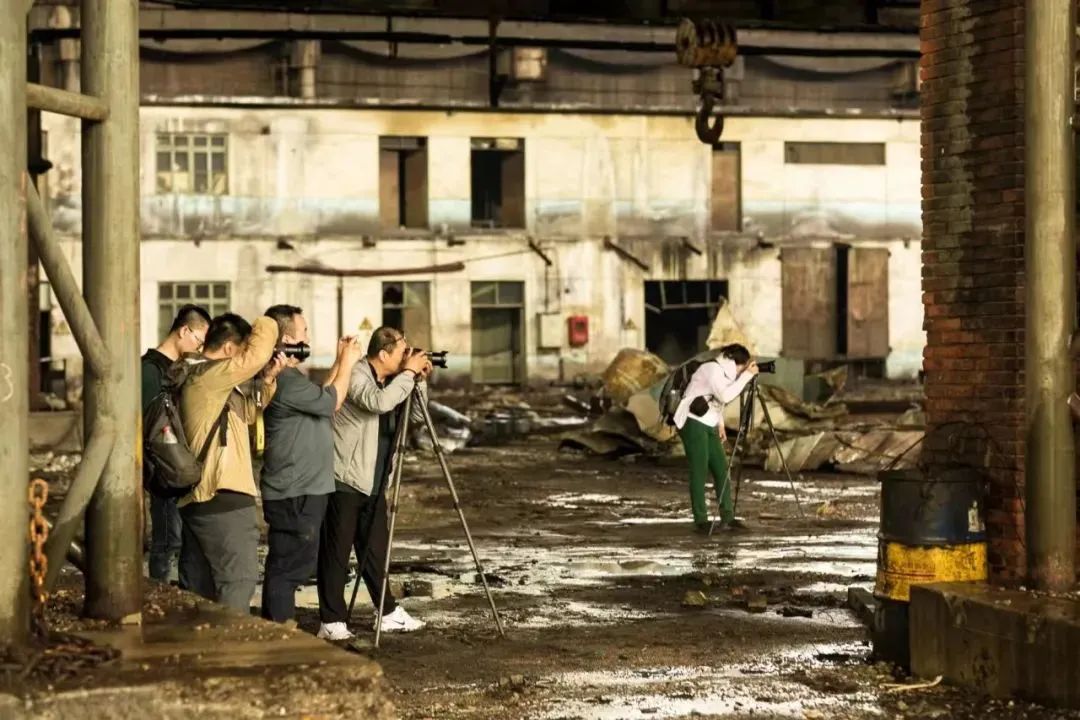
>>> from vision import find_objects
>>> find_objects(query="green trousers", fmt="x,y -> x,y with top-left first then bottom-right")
677,418 -> 734,526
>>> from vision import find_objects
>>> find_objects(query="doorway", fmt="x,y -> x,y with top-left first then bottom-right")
471,281 -> 525,384
644,280 -> 728,366
781,244 -> 889,364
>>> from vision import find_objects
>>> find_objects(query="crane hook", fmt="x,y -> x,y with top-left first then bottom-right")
695,91 -> 725,145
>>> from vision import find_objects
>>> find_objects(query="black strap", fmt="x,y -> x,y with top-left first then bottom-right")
196,403 -> 230,463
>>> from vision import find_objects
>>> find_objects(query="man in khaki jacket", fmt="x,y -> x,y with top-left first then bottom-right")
179,313 -> 284,612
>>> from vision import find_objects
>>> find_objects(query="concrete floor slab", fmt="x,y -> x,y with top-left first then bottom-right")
910,582 -> 1080,710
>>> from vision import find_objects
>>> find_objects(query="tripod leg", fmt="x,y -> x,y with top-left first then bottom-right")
756,386 -> 805,519
374,395 -> 413,648
727,432 -> 748,516
416,398 -> 506,638
348,402 -> 412,619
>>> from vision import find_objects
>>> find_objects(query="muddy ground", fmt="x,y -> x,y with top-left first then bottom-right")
292,438 -> 1075,720
12,412 -> 1080,719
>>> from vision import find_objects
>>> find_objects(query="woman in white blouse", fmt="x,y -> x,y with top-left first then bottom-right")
672,344 -> 758,532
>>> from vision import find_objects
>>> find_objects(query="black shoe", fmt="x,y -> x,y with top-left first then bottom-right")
692,521 -> 712,535
717,517 -> 749,532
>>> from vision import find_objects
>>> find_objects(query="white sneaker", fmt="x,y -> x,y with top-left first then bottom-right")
316,622 -> 355,641
377,606 -> 425,633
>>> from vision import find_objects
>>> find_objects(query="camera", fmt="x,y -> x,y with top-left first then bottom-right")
757,360 -> 776,374
412,348 -> 449,369
281,342 -> 311,362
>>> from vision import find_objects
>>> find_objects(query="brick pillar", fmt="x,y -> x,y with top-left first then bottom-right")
920,0 -> 1028,583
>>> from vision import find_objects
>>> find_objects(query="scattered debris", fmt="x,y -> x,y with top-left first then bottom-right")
403,578 -> 452,600
704,298 -> 755,352
561,395 -> 591,415
765,428 -> 922,474
896,405 -> 926,428
428,401 -> 472,428
497,674 -> 527,690
883,675 -> 944,693
601,349 -> 668,406
682,591 -> 708,608
745,592 -> 768,614
846,587 -> 878,628
778,605 -> 813,618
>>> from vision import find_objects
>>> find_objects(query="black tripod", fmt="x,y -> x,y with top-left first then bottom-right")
712,376 -> 804,534
346,386 -> 505,648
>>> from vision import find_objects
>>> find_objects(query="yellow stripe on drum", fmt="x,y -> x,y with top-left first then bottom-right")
874,541 -> 987,602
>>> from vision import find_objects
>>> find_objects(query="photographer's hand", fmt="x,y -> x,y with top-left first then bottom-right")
262,352 -> 288,384
403,349 -> 428,376
339,336 -> 363,367
745,360 -> 760,377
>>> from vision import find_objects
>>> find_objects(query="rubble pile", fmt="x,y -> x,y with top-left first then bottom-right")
410,388 -> 590,454
559,347 -> 925,475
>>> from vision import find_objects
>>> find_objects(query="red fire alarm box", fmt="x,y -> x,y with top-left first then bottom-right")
568,315 -> 589,347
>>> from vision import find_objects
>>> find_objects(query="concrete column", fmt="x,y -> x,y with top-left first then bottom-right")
81,0 -> 143,622
0,0 -> 30,645
1024,0 -> 1077,592
290,40 -> 320,99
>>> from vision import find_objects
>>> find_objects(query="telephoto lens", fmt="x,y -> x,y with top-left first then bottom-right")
281,342 -> 311,363
757,360 -> 777,374
413,349 -> 449,369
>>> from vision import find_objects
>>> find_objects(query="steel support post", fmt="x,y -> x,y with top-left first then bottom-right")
27,41 -> 43,411
1024,0 -> 1078,591
81,0 -> 143,621
26,183 -> 111,378
0,0 -> 31,645
44,418 -> 116,592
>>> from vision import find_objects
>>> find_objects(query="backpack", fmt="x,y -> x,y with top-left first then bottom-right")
142,362 -> 229,499
658,350 -> 724,427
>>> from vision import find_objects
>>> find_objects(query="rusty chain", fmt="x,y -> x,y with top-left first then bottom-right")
28,478 -> 50,634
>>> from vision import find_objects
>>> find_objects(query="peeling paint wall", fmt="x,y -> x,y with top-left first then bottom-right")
41,108 -> 923,381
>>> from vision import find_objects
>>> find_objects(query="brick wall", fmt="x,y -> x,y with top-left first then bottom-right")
920,0 -> 1028,582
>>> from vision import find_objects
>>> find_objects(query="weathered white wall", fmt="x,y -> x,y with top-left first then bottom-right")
41,108 -> 924,381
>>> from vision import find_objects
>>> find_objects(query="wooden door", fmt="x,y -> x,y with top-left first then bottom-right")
781,247 -> 837,359
847,247 -> 890,358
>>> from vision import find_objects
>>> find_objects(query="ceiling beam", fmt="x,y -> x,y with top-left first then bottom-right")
30,11 -> 919,58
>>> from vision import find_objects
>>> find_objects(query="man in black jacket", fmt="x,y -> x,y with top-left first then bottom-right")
141,304 -> 211,582
260,305 -> 362,623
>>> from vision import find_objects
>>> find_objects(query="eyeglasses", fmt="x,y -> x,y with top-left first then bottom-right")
380,335 -> 406,354
186,326 -> 207,350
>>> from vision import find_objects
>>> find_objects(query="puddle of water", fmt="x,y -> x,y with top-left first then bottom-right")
540,493 -> 647,509
533,642 -> 880,720
514,600 -> 661,629
751,479 -> 878,496
588,517 -> 687,526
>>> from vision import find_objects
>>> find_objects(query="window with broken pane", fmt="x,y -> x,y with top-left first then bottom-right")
156,133 -> 229,195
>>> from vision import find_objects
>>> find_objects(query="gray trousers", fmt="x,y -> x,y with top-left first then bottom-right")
179,495 -> 259,613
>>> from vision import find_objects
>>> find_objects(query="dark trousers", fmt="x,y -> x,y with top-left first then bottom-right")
261,494 -> 329,623
179,496 -> 260,613
149,493 -> 182,582
317,489 -> 397,624
677,418 -> 733,526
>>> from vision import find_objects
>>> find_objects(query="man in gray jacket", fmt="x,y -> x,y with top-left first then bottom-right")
260,305 -> 362,623
316,325 -> 430,641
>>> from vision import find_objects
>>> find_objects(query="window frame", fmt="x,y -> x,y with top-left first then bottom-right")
155,132 -> 229,195
157,281 -> 230,340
